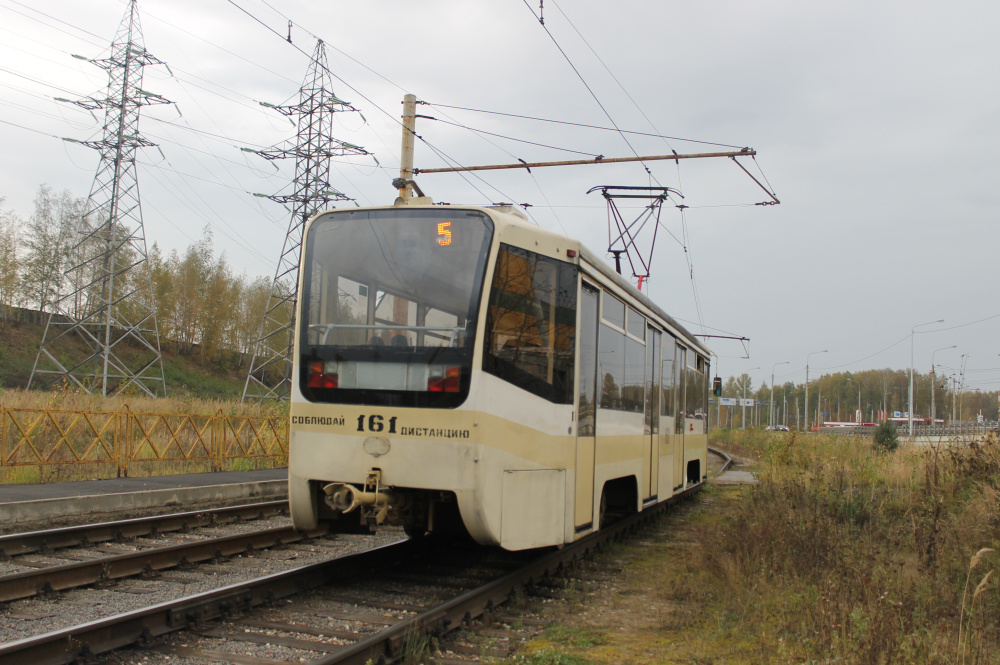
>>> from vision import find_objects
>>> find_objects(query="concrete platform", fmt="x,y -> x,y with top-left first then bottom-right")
712,468 -> 758,485
0,469 -> 288,525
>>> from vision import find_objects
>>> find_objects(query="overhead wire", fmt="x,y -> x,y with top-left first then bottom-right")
222,0 -> 469,198
520,0 -> 711,335
139,157 -> 277,269
1,0 -> 109,45
808,313 -> 1000,376
6,0 -> 754,312
0,64 -> 89,98
421,116 -> 601,158
0,72 -> 287,272
0,98 -> 93,129
415,101 -> 569,233
1,0 -> 377,265
519,0 -> 650,169
424,102 -> 747,149
0,116 -> 63,138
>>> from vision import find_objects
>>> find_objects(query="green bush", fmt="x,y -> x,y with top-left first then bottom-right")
872,420 -> 899,452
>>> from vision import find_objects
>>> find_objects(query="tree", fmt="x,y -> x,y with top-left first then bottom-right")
168,231 -> 214,355
873,420 -> 899,452
148,243 -> 175,345
228,274 -> 271,367
20,186 -> 84,312
0,200 -> 23,324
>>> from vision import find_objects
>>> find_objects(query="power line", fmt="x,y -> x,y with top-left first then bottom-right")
1,0 -> 109,44
0,116 -> 63,139
140,5 -> 299,87
220,0 -> 526,204
0,64 -> 88,98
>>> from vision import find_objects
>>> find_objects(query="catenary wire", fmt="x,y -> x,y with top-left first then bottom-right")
425,102 -> 747,150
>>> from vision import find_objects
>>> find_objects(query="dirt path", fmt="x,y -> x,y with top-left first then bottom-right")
492,479 -> 748,664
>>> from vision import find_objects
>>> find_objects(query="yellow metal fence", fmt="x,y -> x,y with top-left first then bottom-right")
0,404 -> 288,477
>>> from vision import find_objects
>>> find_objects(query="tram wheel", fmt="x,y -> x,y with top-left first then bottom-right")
404,523 -> 427,539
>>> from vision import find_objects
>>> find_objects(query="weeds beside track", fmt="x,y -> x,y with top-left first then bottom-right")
503,430 -> 1000,665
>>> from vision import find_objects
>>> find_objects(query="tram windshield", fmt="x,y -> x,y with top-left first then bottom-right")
298,208 -> 494,407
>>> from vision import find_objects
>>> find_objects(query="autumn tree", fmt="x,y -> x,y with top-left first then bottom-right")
0,199 -> 23,324
20,186 -> 84,312
228,274 -> 272,367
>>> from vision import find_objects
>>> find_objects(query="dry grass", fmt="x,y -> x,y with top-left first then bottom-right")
0,386 -> 287,418
497,430 -> 1000,665
701,430 -> 1000,664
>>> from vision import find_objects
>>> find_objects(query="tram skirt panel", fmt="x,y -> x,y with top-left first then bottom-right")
500,469 -> 566,550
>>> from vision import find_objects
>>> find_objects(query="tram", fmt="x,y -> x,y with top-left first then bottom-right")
287,200 -> 712,550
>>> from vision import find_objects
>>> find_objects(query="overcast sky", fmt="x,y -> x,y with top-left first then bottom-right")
1,0 -> 998,393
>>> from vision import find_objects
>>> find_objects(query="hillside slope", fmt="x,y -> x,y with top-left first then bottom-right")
0,318 -> 254,399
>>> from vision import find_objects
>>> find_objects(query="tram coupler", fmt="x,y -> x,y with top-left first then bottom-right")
322,470 -> 405,528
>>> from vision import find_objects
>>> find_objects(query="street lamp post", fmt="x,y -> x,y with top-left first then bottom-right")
930,344 -> 956,426
770,361 -> 790,428
805,350 -> 827,431
847,376 -> 862,423
910,319 -> 943,436
742,367 -> 760,429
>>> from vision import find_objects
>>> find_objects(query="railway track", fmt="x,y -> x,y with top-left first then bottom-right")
0,480 -> 707,665
0,501 -> 320,604
0,500 -> 289,558
0,452 -> 732,663
0,500 -> 403,652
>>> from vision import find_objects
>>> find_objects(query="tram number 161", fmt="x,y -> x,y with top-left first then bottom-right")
357,415 -> 398,434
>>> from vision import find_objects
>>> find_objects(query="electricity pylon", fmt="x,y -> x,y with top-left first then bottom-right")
243,39 -> 372,401
30,0 -> 167,397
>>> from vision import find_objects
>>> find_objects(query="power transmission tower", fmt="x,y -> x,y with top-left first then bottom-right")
243,39 -> 371,401
30,0 -> 168,397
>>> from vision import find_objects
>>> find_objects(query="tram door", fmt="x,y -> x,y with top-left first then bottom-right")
575,284 -> 599,529
644,327 -> 661,500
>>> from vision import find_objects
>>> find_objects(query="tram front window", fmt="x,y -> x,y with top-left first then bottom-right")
299,208 -> 493,407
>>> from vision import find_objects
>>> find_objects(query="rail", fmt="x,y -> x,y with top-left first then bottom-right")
0,404 -> 287,477
0,481 -> 704,665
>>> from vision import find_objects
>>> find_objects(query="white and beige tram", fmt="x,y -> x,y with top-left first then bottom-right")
288,201 -> 712,550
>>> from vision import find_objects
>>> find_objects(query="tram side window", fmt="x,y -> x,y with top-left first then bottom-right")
661,334 -> 676,419
675,346 -> 686,434
602,291 -> 625,329
622,335 -> 645,412
627,308 -> 646,342
684,357 -> 708,433
483,244 -> 577,404
598,300 -> 646,413
598,323 -> 624,409
578,286 -> 599,436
